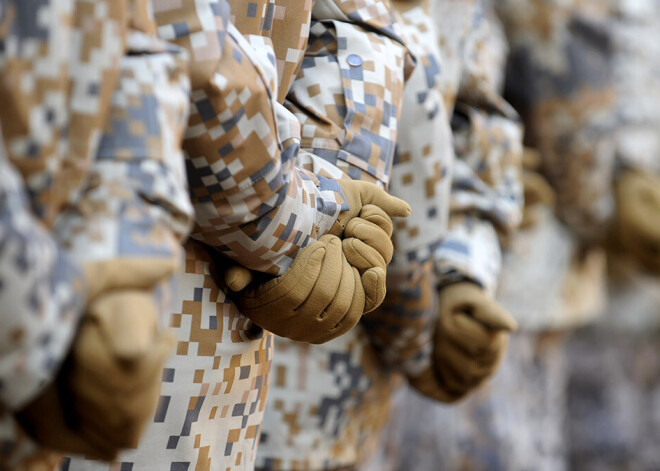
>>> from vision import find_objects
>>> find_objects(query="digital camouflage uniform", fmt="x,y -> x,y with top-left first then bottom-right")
378,0 -> 660,470
67,0 -> 412,469
257,0 -> 523,469
0,0 -> 193,468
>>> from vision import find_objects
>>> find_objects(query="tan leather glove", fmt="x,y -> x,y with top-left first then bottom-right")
331,180 -> 410,311
16,259 -> 177,461
433,282 -> 517,400
229,235 -> 366,344
615,170 -> 660,273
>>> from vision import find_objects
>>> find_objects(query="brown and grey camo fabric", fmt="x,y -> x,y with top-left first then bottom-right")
256,0 -> 523,469
0,0 -> 194,468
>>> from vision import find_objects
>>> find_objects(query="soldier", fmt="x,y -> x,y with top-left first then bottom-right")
243,0 -> 524,469
0,0 -> 193,468
64,0 -> 411,469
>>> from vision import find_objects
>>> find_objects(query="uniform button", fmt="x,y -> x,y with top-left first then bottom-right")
347,54 -> 363,67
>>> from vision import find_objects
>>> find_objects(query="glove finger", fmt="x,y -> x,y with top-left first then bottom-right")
344,218 -> 393,264
74,364 -> 162,447
360,184 -> 411,218
342,238 -> 387,273
73,329 -> 174,394
470,297 -> 518,332
359,204 -> 393,237
238,240 -> 326,309
14,384 -> 105,459
72,333 -> 172,439
435,341 -> 493,393
224,265 -> 254,292
308,260 -> 362,344
313,266 -> 365,343
295,236 -> 344,318
438,338 -> 496,379
523,171 -> 556,208
75,417 -> 132,459
362,267 -> 386,313
443,313 -> 502,357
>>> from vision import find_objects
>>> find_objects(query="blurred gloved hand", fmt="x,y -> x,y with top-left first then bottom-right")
16,260 -> 177,461
432,282 -> 517,401
615,170 -> 660,273
228,235 -> 366,344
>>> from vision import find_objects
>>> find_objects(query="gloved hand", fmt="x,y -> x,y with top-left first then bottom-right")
331,180 -> 410,310
16,259 -> 177,461
432,282 -> 517,401
223,209 -> 391,317
615,170 -> 660,273
229,235 -> 366,344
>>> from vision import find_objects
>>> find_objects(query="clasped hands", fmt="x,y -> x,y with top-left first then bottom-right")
221,180 -> 411,344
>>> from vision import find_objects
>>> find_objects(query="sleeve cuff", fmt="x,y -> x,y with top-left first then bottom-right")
434,216 -> 502,297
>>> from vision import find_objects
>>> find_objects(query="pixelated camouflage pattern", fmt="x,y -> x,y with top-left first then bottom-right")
0,144 -> 85,469
63,0 -> 413,468
1,0 -> 194,468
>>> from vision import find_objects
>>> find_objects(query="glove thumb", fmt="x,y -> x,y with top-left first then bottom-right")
361,184 -> 411,218
470,297 -> 518,332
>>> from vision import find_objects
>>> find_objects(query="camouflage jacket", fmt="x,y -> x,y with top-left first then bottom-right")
0,0 -> 193,467
65,0 -> 413,469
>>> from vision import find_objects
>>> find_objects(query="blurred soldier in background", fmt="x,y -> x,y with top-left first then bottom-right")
501,1 -> 660,469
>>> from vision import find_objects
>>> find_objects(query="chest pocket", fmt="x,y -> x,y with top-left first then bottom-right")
285,19 -> 408,186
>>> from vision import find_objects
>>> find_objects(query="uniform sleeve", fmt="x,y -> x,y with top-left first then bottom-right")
0,150 -> 85,412
54,32 -> 194,273
180,23 -> 346,275
434,6 -> 524,296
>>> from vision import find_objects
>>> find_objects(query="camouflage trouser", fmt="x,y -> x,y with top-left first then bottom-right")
364,332 -> 568,471
566,327 -> 660,471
